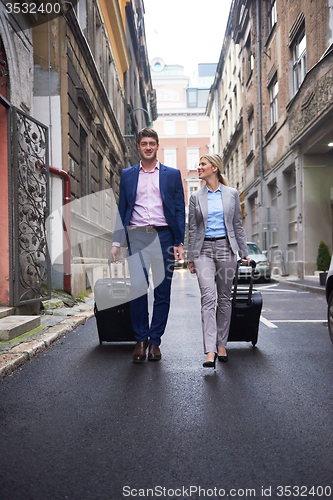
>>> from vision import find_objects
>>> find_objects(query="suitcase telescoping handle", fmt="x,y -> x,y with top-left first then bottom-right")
233,259 -> 257,306
107,258 -> 127,293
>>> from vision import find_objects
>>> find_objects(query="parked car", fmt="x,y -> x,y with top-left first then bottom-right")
325,259 -> 333,344
174,250 -> 188,269
238,242 -> 271,282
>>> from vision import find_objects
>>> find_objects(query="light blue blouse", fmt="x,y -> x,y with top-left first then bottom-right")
205,185 -> 227,238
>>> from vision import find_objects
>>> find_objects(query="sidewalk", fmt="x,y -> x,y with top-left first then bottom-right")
272,274 -> 326,295
0,295 -> 95,381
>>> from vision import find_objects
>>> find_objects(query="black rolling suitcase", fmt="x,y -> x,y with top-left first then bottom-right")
94,259 -> 136,344
227,260 -> 263,346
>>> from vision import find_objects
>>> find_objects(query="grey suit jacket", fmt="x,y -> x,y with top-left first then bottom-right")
188,183 -> 248,262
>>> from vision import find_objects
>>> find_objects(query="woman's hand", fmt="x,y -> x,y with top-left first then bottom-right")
243,256 -> 251,266
188,262 -> 196,274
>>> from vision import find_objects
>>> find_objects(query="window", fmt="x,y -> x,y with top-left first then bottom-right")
269,181 -> 278,245
187,178 -> 201,201
250,195 -> 259,244
245,33 -> 254,84
249,114 -> 255,151
187,119 -> 198,135
268,0 -> 277,33
187,148 -> 199,171
230,157 -> 234,188
269,75 -> 279,126
79,125 -> 89,216
286,169 -> 297,242
187,88 -> 197,107
293,30 -> 306,93
234,150 -> 239,187
225,110 -> 229,138
164,119 -> 175,135
77,0 -> 87,32
230,99 -> 233,131
94,8 -> 103,74
164,148 -> 177,169
197,89 -> 209,108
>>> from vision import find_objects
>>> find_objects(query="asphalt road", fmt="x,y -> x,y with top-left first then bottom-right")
0,271 -> 332,500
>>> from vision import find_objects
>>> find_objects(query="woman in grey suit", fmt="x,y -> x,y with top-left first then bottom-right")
188,154 -> 250,368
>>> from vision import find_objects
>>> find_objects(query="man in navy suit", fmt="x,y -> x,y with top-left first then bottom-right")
111,128 -> 185,363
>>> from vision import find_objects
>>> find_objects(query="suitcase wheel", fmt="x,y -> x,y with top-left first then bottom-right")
252,340 -> 257,346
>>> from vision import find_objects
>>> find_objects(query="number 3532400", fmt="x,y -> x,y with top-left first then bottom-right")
276,485 -> 332,497
5,3 -> 61,15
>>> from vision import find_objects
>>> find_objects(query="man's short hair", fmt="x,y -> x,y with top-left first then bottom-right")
136,127 -> 159,145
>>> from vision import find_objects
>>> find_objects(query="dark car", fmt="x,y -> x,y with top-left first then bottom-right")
325,262 -> 333,344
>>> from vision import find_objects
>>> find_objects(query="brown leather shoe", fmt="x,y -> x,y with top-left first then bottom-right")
148,344 -> 161,361
132,340 -> 148,364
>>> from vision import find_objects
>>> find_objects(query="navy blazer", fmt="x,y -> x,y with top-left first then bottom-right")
113,163 -> 185,247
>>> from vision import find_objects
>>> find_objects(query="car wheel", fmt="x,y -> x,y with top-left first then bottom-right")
263,276 -> 271,283
328,291 -> 333,344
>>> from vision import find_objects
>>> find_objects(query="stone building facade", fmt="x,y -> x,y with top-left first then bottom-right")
0,0 -> 156,307
208,0 -> 333,277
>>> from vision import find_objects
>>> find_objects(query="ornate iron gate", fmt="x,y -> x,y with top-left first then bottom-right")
11,107 -> 51,306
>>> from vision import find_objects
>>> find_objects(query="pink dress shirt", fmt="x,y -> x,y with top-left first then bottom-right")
129,161 -> 168,227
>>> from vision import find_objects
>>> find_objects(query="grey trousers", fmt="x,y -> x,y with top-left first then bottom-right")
194,239 -> 237,353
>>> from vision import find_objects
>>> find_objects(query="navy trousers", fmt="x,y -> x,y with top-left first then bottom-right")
127,227 -> 175,345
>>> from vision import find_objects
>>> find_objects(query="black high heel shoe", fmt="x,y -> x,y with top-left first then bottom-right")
203,353 -> 217,369
218,353 -> 228,363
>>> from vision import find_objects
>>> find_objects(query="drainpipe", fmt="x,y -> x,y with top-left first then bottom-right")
37,163 -> 72,294
256,0 -> 265,250
48,166 -> 72,294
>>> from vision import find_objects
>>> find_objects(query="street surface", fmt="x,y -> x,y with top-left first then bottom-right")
0,270 -> 332,500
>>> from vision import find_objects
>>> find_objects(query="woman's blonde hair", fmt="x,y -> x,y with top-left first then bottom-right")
199,154 -> 228,186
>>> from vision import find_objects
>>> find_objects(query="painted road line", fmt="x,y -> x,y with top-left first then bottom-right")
260,316 -> 278,328
272,320 -> 327,323
259,289 -> 309,293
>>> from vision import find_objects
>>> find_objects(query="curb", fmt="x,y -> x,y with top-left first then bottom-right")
0,310 -> 94,381
272,277 -> 326,296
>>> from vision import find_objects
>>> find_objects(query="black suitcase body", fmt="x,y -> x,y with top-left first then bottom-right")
94,259 -> 136,344
227,260 -> 263,346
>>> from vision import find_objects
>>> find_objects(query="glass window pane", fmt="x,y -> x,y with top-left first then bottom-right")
187,89 -> 197,107
289,206 -> 297,222
299,33 -> 306,55
198,89 -> 209,108
288,186 -> 296,206
164,149 -> 177,168
165,120 -> 175,135
289,222 -> 297,241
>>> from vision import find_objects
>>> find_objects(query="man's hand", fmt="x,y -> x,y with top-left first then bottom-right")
110,245 -> 120,262
188,262 -> 196,274
174,244 -> 184,261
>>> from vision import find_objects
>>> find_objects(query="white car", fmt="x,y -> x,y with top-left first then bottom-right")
238,242 -> 271,282
325,258 -> 333,344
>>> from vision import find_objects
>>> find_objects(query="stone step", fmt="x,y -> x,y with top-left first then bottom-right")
0,316 -> 41,341
0,307 -> 14,320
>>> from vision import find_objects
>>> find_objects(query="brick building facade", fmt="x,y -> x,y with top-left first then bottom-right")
208,0 -> 333,277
